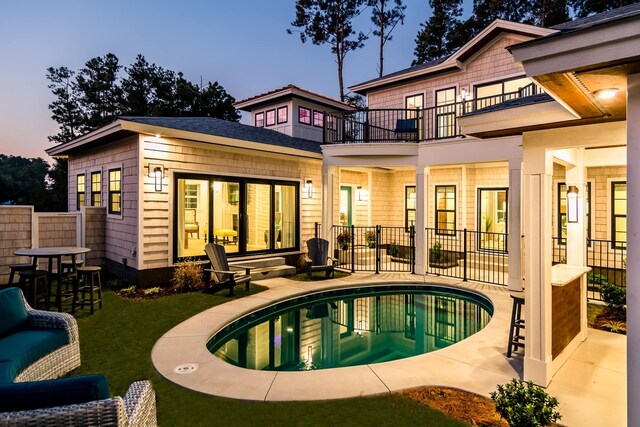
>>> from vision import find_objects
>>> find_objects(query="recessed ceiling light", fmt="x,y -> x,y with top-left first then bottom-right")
595,88 -> 619,100
154,133 -> 161,138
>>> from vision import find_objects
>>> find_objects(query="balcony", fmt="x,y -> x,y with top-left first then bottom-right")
324,84 -> 542,144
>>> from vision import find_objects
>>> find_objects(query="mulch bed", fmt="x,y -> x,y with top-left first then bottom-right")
591,308 -> 627,334
403,386 -> 508,427
117,287 -> 178,300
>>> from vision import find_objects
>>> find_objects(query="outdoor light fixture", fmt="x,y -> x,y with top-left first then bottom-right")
356,185 -> 369,202
303,178 -> 313,199
307,345 -> 313,364
147,163 -> 165,192
566,185 -> 579,223
595,88 -> 619,100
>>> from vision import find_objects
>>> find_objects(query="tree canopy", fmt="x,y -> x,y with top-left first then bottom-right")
412,0 -> 628,65
289,0 -> 369,101
369,0 -> 406,77
0,155 -> 52,210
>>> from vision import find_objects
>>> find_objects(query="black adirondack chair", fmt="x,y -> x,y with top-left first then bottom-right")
305,238 -> 337,279
204,243 -> 252,296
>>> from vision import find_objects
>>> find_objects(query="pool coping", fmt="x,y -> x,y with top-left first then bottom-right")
151,275 -> 520,401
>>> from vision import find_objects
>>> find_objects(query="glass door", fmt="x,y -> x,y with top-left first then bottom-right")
340,186 -> 352,226
212,180 -> 240,254
176,178 -> 210,258
275,184 -> 296,249
246,183 -> 271,252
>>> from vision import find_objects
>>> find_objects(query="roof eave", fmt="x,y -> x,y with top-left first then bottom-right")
45,120 -> 126,156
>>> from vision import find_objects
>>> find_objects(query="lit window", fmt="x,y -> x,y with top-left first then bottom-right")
612,181 -> 626,248
435,185 -> 456,235
108,169 -> 122,215
405,186 -> 416,231
91,171 -> 101,206
277,106 -> 288,124
299,107 -> 311,125
266,109 -> 276,126
313,110 -> 324,127
76,174 -> 85,210
435,88 -> 456,138
255,112 -> 264,127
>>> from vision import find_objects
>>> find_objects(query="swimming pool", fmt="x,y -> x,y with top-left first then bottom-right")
207,284 -> 493,371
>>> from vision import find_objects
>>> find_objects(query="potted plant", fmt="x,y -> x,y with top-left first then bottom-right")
364,230 -> 376,248
337,231 -> 351,250
388,241 -> 400,257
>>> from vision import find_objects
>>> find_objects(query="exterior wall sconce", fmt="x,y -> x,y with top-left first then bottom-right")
303,178 -> 313,199
356,185 -> 369,202
148,163 -> 166,192
567,185 -> 579,223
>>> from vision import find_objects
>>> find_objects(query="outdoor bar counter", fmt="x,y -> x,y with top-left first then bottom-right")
550,264 -> 591,360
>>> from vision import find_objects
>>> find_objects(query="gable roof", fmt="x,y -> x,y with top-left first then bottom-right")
46,116 -> 323,158
234,84 -> 356,112
551,2 -> 640,31
349,20 -> 555,95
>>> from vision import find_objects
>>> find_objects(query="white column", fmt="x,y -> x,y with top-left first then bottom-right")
565,148 -> 586,266
508,158 -> 523,291
321,165 -> 335,241
627,72 -> 640,427
523,148 -> 553,386
415,168 -> 426,274
367,171 -> 373,225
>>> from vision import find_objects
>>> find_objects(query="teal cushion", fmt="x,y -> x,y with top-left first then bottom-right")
0,288 -> 28,338
0,328 -> 69,383
0,374 -> 110,412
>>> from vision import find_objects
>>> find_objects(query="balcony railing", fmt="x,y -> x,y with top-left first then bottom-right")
324,84 -> 542,144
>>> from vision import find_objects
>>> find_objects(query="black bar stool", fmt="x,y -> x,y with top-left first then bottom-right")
8,263 -> 34,286
18,270 -> 50,310
507,290 -> 525,357
75,266 -> 103,314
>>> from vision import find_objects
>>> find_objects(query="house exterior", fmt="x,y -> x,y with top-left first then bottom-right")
44,5 -> 639,421
45,105 -> 351,283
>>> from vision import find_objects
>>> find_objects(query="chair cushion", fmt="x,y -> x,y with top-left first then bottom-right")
0,288 -> 29,338
0,374 -> 110,412
0,328 -> 69,383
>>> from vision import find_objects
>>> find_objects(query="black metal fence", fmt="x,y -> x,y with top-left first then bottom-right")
552,237 -> 625,301
330,225 -> 414,273
425,228 -> 509,286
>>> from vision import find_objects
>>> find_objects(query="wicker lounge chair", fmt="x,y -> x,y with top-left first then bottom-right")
204,243 -> 252,296
0,287 -> 80,383
0,377 -> 157,427
305,238 -> 337,279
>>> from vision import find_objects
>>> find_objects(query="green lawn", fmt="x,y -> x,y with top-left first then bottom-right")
71,287 -> 468,427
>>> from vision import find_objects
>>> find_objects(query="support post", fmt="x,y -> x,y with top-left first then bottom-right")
508,158 -> 523,291
321,165 -> 335,242
414,168 -> 426,274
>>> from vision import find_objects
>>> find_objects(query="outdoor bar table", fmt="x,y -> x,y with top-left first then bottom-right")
14,246 -> 91,312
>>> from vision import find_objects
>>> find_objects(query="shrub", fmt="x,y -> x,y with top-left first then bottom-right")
337,231 -> 351,250
143,287 -> 162,296
389,241 -> 400,257
602,320 -> 626,333
172,260 -> 205,293
490,379 -> 561,427
587,273 -> 609,286
120,285 -> 137,294
429,241 -> 444,263
364,230 -> 376,247
600,281 -> 626,313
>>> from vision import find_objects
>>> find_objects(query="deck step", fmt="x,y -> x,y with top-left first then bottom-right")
229,257 -> 295,280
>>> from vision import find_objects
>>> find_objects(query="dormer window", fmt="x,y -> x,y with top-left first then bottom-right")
255,112 -> 264,127
277,106 -> 288,124
299,107 -> 311,125
266,109 -> 276,127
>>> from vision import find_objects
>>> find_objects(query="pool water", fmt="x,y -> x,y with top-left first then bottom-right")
207,284 -> 492,371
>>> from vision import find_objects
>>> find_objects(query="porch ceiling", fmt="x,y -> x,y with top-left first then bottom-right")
534,61 -> 640,120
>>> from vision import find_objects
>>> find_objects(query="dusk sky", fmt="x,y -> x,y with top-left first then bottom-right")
0,0 -> 473,161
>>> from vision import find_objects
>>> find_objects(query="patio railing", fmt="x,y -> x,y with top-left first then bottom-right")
324,84 -> 543,144
425,228 -> 509,286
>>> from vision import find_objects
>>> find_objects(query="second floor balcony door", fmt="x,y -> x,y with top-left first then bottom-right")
435,88 -> 456,138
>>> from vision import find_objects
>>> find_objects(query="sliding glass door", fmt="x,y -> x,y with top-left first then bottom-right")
175,175 -> 299,261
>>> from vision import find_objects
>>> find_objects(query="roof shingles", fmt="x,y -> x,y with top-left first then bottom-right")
120,116 -> 322,154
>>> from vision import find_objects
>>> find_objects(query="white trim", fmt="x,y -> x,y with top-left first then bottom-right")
430,181 -> 459,231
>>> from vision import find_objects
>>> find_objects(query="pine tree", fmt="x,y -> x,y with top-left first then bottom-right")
289,0 -> 368,101
569,0 -> 635,18
413,0 -> 463,65
369,0 -> 406,77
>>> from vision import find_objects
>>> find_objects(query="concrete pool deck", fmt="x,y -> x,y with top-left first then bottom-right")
151,273 -> 626,426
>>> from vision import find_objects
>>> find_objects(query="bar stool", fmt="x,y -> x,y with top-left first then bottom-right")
75,266 -> 103,314
18,270 -> 50,310
507,290 -> 525,357
8,263 -> 34,286
60,259 -> 84,292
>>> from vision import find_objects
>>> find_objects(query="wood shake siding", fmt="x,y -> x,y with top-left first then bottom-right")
367,34 -> 531,110
37,214 -> 78,247
0,206 -> 33,284
141,136 -> 322,269
68,135 -> 139,268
